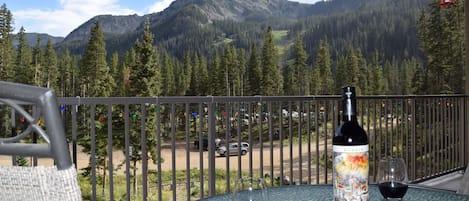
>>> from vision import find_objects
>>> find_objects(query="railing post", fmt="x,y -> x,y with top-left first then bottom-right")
208,98 -> 216,196
465,0 -> 469,166
411,98 -> 416,180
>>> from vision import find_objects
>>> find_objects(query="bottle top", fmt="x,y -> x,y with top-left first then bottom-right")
342,86 -> 356,121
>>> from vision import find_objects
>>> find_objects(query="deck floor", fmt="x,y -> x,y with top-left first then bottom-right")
417,170 -> 465,192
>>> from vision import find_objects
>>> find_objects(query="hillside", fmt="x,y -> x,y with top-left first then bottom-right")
13,33 -> 64,47
54,0 -> 429,63
56,0 -> 397,56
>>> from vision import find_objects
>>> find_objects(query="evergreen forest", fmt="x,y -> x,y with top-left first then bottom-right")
0,0 -> 464,98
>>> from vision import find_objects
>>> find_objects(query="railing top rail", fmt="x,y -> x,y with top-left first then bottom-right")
56,94 -> 469,105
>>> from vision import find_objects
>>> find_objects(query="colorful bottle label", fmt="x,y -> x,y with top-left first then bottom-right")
333,145 -> 369,201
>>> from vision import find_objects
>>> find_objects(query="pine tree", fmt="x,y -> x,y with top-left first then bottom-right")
15,27 -> 33,84
246,43 -> 261,96
294,34 -> 309,95
310,65 -> 320,95
283,64 -> 297,95
32,37 -> 43,86
209,50 -> 223,96
369,51 -> 385,95
58,49 -> 73,97
356,49 -> 368,95
417,2 -> 462,94
188,53 -> 200,95
43,40 -> 59,91
79,21 -> 116,196
315,38 -> 333,95
400,59 -> 418,95
180,52 -> 192,96
237,48 -> 246,96
81,21 -> 114,97
345,49 -> 360,93
127,18 -> 161,195
197,54 -> 210,95
0,4 -> 15,82
130,18 -> 161,97
110,52 -> 122,96
260,26 -> 282,95
161,51 -> 176,96
122,48 -> 136,96
0,3 -> 14,134
334,55 -> 347,94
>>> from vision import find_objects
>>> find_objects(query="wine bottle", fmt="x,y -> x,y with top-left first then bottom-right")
332,86 -> 369,201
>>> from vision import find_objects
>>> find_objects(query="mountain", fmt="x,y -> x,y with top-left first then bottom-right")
58,0 -> 383,55
13,33 -> 64,47
56,0 -> 428,61
63,14 -> 144,43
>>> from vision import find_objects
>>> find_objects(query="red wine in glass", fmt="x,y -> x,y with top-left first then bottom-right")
377,158 -> 408,200
378,181 -> 408,199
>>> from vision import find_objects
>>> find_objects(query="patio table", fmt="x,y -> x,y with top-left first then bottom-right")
198,184 -> 469,201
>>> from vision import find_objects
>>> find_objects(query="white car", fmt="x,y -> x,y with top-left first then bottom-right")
217,142 -> 249,157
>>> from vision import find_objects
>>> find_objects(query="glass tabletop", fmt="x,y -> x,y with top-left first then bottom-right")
198,184 -> 469,201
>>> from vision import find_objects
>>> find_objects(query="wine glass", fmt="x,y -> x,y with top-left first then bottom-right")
377,157 -> 409,200
231,177 -> 268,201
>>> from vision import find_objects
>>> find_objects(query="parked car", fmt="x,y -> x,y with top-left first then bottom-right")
217,142 -> 249,157
194,137 -> 221,151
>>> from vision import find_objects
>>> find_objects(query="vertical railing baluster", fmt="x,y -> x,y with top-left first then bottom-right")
156,101 -> 162,201
72,103 -> 77,170
198,103 -> 205,199
268,102 -> 274,186
107,104 -> 114,201
324,101 -> 328,184
307,100 -> 312,185
171,104 -> 176,201
90,104 -> 97,201
298,101 -> 302,184
141,104 -> 148,201
411,98 -> 416,180
288,102 -> 293,184
315,101 -> 320,184
278,102 -> 284,185
259,99 -> 264,178
124,104 -> 130,201
185,103 -> 191,201
224,103 -> 231,191
208,100 -> 216,196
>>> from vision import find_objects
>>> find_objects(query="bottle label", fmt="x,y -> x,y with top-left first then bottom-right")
333,145 -> 369,201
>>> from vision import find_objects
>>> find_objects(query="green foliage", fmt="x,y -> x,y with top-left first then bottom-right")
260,26 -> 282,96
246,44 -> 261,96
43,40 -> 59,91
416,1 -> 464,94
58,49 -> 75,97
15,27 -> 33,85
0,3 -> 15,82
130,18 -> 160,97
161,51 -> 176,96
313,38 -> 333,95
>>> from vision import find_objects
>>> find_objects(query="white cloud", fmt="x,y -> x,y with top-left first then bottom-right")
12,0 -> 138,37
147,0 -> 175,13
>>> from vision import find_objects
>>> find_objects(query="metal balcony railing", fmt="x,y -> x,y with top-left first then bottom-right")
1,95 -> 467,201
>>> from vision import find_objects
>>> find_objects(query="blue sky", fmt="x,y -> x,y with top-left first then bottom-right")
3,0 -> 322,37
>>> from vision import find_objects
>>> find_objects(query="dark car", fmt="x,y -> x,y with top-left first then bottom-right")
193,138 -> 221,151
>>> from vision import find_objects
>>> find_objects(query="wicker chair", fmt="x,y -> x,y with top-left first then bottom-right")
0,81 -> 81,201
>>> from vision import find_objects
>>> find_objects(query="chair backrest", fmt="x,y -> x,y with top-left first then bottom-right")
0,81 -> 81,200
0,81 -> 72,169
